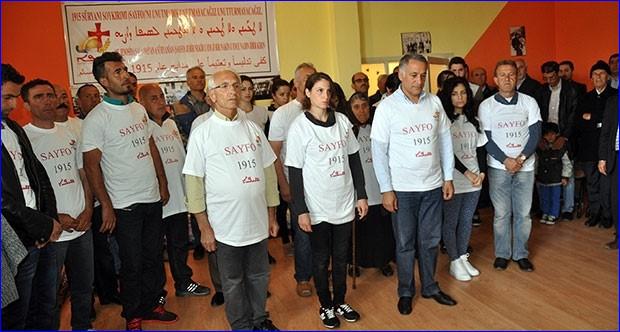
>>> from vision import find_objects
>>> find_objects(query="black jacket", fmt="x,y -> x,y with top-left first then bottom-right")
574,86 -> 618,162
539,79 -> 579,139
536,140 -> 568,185
518,75 -> 543,106
568,80 -> 587,98
599,95 -> 618,173
2,118 -> 57,247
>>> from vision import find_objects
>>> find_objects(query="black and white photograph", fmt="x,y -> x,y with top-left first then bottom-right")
510,25 -> 526,56
401,31 -> 432,55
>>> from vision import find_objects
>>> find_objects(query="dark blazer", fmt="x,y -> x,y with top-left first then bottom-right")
569,80 -> 587,98
574,86 -> 618,162
539,79 -> 579,139
518,75 -> 543,103
1,118 -> 57,247
599,95 -> 618,173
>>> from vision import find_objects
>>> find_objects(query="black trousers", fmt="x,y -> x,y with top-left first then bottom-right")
310,221 -> 352,308
163,212 -> 193,291
114,201 -> 165,320
91,205 -> 120,302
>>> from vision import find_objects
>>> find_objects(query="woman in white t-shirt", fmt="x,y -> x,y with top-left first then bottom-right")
344,92 -> 396,277
437,77 -> 488,282
240,75 -> 269,132
285,72 -> 368,329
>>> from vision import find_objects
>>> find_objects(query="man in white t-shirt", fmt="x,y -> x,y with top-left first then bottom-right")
139,84 -> 211,298
82,52 -> 175,330
478,59 -> 541,272
371,54 -> 456,315
22,79 -> 94,330
52,84 -> 82,139
1,65 -> 62,330
268,62 -> 316,297
183,69 -> 279,331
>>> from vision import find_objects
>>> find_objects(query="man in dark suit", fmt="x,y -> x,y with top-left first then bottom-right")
470,67 -> 497,103
539,61 -> 580,220
598,95 -> 618,249
559,60 -> 587,97
515,59 -> 543,104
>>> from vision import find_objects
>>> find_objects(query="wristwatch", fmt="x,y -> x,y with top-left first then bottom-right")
517,154 -> 527,163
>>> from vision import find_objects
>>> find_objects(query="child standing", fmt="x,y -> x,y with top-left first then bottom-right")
536,122 -> 572,225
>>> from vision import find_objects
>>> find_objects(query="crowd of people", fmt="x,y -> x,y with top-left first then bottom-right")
1,50 -> 617,331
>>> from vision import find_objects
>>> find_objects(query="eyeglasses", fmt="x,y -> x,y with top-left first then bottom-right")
354,78 -> 369,83
212,82 -> 241,90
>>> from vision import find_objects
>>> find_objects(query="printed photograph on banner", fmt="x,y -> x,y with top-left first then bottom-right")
510,26 -> 526,56
252,76 -> 280,100
401,31 -> 432,55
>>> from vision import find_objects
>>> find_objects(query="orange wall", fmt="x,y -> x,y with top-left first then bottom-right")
466,2 -> 618,89
2,2 -> 68,124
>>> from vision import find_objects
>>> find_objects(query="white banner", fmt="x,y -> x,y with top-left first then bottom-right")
61,1 -> 279,86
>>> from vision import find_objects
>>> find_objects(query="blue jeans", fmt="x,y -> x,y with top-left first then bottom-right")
392,188 -> 442,298
291,211 -> 313,282
538,183 -> 562,218
442,190 -> 481,260
562,173 -> 575,213
1,247 -> 40,330
488,168 -> 534,260
216,239 -> 269,330
52,230 -> 95,330
25,244 -> 58,329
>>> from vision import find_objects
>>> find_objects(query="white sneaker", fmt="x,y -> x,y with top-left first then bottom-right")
450,259 -> 471,281
460,253 -> 480,277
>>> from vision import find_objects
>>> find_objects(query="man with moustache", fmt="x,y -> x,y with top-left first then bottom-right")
75,84 -> 101,118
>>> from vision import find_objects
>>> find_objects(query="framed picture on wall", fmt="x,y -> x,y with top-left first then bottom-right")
510,26 -> 526,56
401,31 -> 432,55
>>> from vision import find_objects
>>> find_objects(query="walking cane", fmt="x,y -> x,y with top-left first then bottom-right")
352,217 -> 357,290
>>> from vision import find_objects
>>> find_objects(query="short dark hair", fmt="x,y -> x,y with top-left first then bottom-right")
301,72 -> 334,110
385,72 -> 401,93
92,52 -> 124,84
128,72 -> 137,80
240,75 -> 254,85
610,53 -> 619,62
559,60 -> 574,71
542,122 -> 560,136
77,83 -> 98,97
2,63 -> 25,86
448,56 -> 467,69
436,70 -> 456,91
398,53 -> 428,72
541,61 -> 560,74
270,78 -> 289,95
494,59 -> 517,77
20,78 -> 55,103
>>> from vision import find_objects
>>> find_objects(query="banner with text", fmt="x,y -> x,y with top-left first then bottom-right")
62,1 -> 279,85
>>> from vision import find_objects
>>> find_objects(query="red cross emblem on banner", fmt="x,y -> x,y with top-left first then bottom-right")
88,23 -> 110,49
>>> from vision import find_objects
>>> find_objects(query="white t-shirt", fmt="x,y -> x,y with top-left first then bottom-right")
478,92 -> 542,171
81,100 -> 160,209
189,110 -> 214,134
151,118 -> 187,218
2,122 -> 36,209
285,112 -> 360,225
267,99 -> 303,180
371,89 -> 452,191
56,116 -> 83,140
243,105 -> 269,132
357,125 -> 382,206
450,115 -> 488,194
182,114 -> 276,247
24,123 -> 86,242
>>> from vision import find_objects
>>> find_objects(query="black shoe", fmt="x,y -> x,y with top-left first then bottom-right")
422,291 -> 457,306
253,319 -> 279,331
513,258 -> 534,272
319,306 -> 340,329
210,291 -> 224,307
599,218 -> 613,229
176,282 -> 211,297
335,303 -> 360,322
99,294 -> 122,305
268,253 -> 276,264
493,257 -> 509,270
561,211 -> 573,221
380,264 -> 394,277
397,296 -> 413,315
142,305 -> 178,323
347,265 -> 361,277
585,215 -> 600,227
193,245 -> 205,260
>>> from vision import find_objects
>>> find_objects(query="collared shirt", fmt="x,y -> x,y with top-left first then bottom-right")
548,80 -> 562,125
